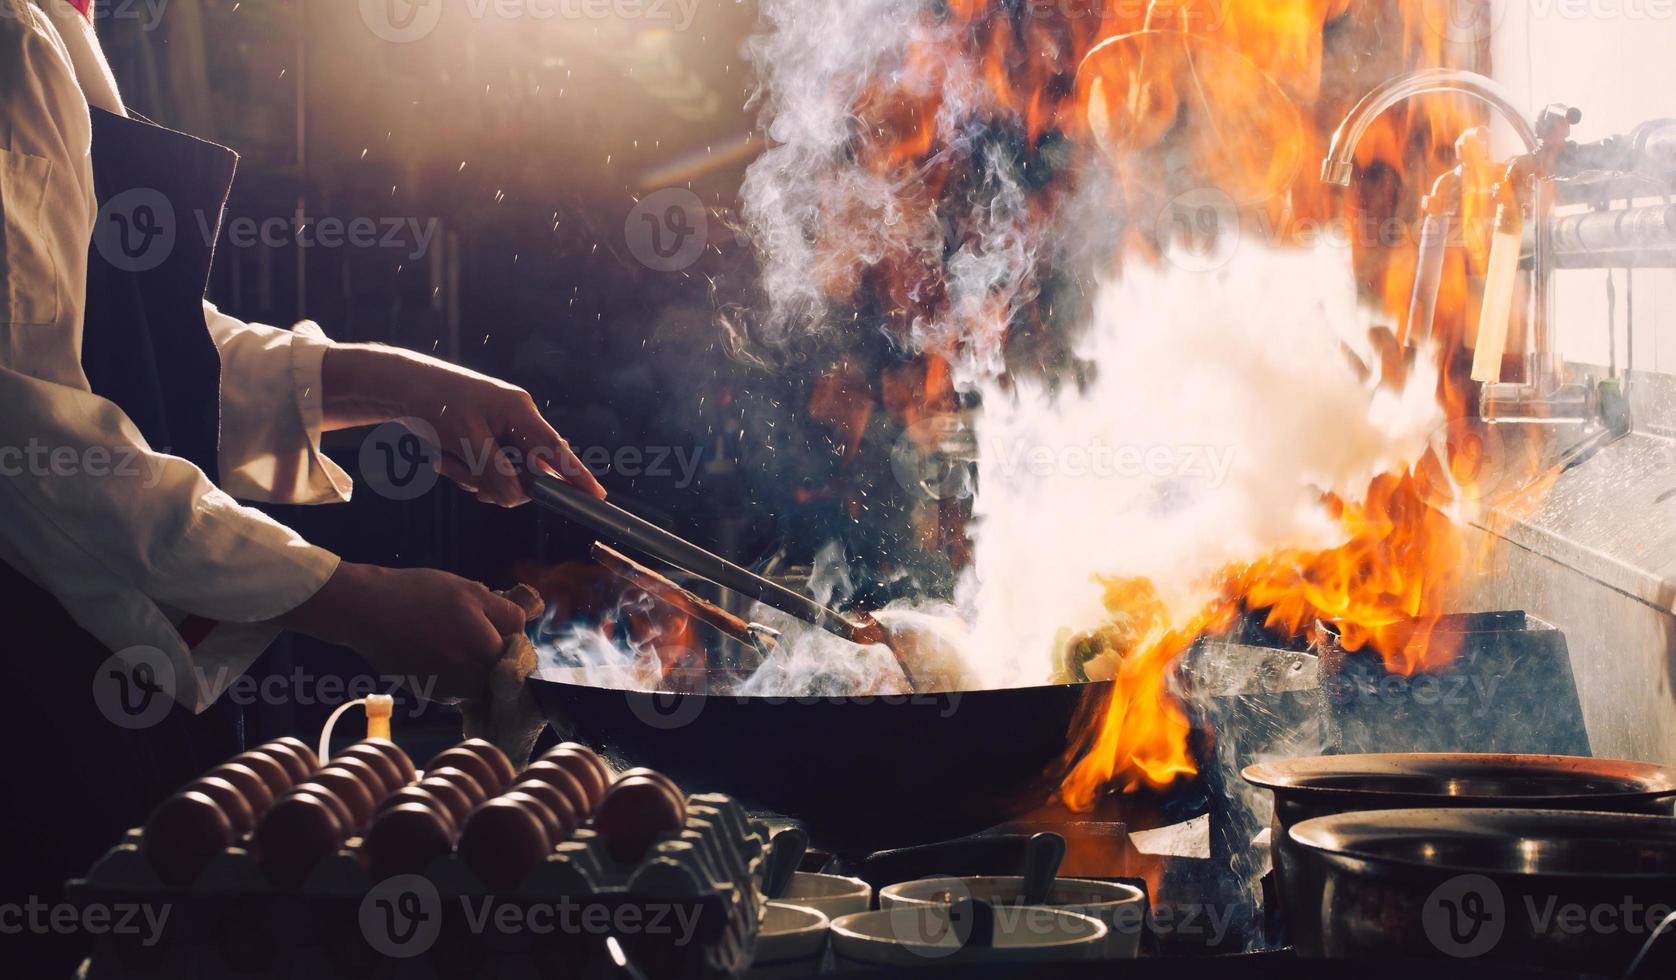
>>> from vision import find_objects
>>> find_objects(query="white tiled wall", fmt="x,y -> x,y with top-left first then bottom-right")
1490,1 -> 1676,373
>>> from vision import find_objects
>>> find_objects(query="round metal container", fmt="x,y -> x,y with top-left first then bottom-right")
1242,753 -> 1676,954
1290,807 -> 1676,974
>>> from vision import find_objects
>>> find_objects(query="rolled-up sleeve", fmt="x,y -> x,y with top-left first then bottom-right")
0,6 -> 341,706
206,302 -> 352,505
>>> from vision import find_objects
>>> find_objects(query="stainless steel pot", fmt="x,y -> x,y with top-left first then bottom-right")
1291,807 -> 1676,974
1242,753 -> 1676,954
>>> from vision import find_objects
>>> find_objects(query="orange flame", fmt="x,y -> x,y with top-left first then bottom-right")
795,1 -> 1517,803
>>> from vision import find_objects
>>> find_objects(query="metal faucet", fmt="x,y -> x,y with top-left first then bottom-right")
1323,69 -> 1594,425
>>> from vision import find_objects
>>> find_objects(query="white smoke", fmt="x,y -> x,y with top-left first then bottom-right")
547,3 -> 1445,700
741,0 -> 1038,386
958,245 -> 1443,688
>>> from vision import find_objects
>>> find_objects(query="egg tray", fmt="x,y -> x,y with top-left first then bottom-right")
67,793 -> 768,979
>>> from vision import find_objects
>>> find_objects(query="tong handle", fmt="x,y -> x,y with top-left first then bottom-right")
592,543 -> 756,644
531,473 -> 872,644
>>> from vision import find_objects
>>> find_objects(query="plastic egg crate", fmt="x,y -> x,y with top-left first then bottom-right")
68,791 -> 770,979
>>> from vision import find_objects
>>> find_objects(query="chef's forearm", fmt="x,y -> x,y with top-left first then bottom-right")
319,345 -> 403,429
319,343 -> 442,430
320,343 -> 509,431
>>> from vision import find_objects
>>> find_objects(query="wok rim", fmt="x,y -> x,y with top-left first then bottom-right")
529,671 -> 1111,702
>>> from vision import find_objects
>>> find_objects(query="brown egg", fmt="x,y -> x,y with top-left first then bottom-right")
455,739 -> 516,790
536,743 -> 610,807
352,738 -> 417,785
229,751 -> 293,796
527,755 -> 602,812
271,736 -> 322,774
500,790 -> 564,845
142,790 -> 234,886
210,762 -> 275,817
252,791 -> 347,888
334,744 -> 406,797
545,742 -> 609,782
459,798 -> 552,890
425,766 -> 488,807
307,767 -> 378,832
618,768 -> 686,821
286,783 -> 356,834
377,786 -> 459,835
319,754 -> 388,804
414,776 -> 476,828
253,742 -> 312,784
363,803 -> 456,880
517,762 -> 591,817
592,776 -> 685,865
426,747 -> 500,796
504,780 -> 577,842
187,776 -> 256,836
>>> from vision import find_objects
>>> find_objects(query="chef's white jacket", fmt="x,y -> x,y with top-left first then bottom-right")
1,0 -> 351,709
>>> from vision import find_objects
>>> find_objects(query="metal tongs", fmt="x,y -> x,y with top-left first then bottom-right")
530,473 -> 887,648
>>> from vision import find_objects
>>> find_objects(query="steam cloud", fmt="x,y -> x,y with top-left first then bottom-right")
960,248 -> 1443,688
741,0 -> 1039,386
541,1 -> 1443,701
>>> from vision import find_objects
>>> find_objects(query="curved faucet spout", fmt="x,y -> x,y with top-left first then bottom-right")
1322,69 -> 1538,185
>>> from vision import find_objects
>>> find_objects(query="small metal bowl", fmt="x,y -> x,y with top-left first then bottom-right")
1289,807 -> 1676,974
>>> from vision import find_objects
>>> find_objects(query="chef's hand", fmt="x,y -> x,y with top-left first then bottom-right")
321,344 -> 607,506
280,561 -> 527,701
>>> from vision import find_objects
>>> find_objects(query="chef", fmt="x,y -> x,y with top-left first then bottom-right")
0,0 -> 604,968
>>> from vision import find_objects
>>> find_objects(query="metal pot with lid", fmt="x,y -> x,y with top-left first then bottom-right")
1242,753 -> 1676,954
1290,807 -> 1676,975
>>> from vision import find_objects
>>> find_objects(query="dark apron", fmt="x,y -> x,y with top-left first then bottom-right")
1,108 -> 247,972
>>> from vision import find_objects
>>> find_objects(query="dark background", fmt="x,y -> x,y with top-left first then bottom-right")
97,0 -> 943,743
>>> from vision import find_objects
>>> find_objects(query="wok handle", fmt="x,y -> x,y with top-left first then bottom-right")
531,473 -> 875,644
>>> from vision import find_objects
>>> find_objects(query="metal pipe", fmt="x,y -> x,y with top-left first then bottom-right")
1532,204 -> 1676,268
1323,70 -> 1586,417
1322,69 -> 1539,187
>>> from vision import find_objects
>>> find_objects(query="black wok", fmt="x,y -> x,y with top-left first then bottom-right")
531,671 -> 1110,853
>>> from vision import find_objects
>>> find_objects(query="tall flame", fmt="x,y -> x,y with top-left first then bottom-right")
745,0 -> 1520,803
